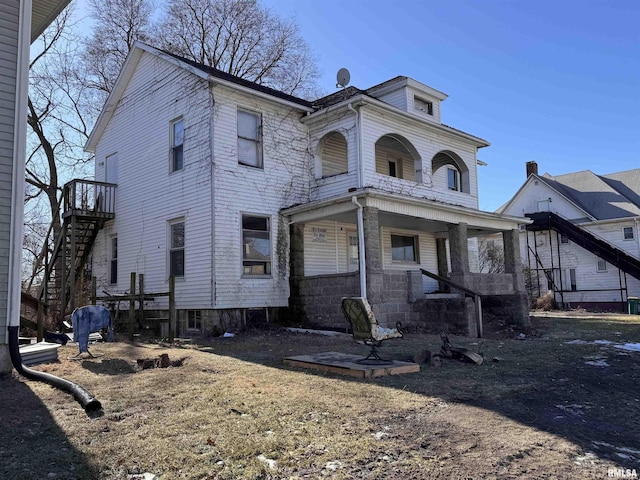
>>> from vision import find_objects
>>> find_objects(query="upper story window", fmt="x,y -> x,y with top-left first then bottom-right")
597,259 -> 607,272
169,220 -> 185,277
320,132 -> 348,177
242,215 -> 271,275
447,167 -> 460,191
391,234 -> 418,263
560,234 -> 569,244
623,226 -> 634,240
171,118 -> 184,172
414,96 -> 433,115
238,109 -> 262,168
375,134 -> 418,182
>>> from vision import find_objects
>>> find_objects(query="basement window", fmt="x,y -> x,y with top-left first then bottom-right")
187,310 -> 202,331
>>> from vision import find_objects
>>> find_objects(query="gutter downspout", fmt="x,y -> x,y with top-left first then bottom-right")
352,196 -> 367,299
209,86 -> 217,307
347,102 -> 364,188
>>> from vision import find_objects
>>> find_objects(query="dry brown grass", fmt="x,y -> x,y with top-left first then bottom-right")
3,316 -> 640,479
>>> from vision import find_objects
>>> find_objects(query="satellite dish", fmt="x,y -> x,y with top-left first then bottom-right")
336,68 -> 350,88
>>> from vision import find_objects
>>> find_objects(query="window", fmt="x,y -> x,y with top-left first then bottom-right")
544,269 -> 554,290
447,167 -> 459,191
321,132 -> 348,177
110,237 -> 117,284
169,220 -> 185,277
171,118 -> 184,172
388,159 -> 398,178
187,310 -> 202,331
569,268 -> 577,291
238,109 -> 262,168
242,215 -> 271,275
597,259 -> 607,272
391,234 -> 418,263
560,234 -> 569,244
623,227 -> 634,240
414,96 -> 433,115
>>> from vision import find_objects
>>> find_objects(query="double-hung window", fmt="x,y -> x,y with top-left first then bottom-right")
447,167 -> 459,191
391,234 -> 418,263
169,220 -> 185,277
237,109 -> 262,168
171,118 -> 184,172
623,226 -> 634,240
242,215 -> 271,275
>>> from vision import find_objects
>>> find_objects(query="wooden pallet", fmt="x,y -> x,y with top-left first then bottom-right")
283,351 -> 420,378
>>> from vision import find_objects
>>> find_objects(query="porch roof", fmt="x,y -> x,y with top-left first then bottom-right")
282,189 -> 531,235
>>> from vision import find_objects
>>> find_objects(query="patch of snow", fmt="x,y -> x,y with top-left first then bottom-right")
373,431 -> 389,440
574,452 -> 597,465
565,339 -> 588,345
615,343 -> 640,352
324,461 -> 342,471
257,454 -> 277,470
285,328 -> 348,337
585,359 -> 609,367
222,332 -> 235,337
593,340 -> 613,345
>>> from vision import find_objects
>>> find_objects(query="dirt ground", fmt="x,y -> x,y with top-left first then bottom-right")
1,314 -> 639,479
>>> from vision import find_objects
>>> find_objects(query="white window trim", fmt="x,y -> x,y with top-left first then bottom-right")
623,226 -> 634,241
414,96 -> 433,115
241,213 -> 272,278
168,218 -> 185,279
237,108 -> 263,169
597,259 -> 607,272
170,117 -> 184,173
447,167 -> 460,191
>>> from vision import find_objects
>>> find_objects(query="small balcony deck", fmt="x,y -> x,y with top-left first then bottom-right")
62,179 -> 117,220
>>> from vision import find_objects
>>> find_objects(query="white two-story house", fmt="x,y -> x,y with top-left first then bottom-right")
84,42 -> 530,336
495,161 -> 640,311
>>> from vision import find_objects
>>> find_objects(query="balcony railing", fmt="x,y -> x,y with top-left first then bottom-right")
63,179 -> 117,219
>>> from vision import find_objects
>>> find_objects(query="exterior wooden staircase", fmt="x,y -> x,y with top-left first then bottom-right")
37,179 -> 116,323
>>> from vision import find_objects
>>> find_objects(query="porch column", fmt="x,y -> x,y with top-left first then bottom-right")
288,224 -> 306,322
503,228 -> 530,328
436,237 -> 448,291
502,229 -> 521,274
448,222 -> 469,274
363,207 -> 384,320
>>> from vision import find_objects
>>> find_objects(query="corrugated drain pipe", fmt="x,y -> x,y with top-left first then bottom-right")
8,326 -> 102,413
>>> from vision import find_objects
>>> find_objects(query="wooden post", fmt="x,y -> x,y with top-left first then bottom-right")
475,295 -> 483,338
129,272 -> 136,341
169,275 -> 175,342
139,273 -> 145,326
70,215 -> 77,312
91,276 -> 97,305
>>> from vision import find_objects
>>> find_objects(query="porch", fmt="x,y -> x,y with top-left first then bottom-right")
283,189 -> 531,335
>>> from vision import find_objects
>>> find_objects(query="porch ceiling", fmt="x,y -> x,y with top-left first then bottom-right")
282,189 -> 530,236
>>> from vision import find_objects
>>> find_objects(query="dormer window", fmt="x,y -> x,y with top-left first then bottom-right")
414,97 -> 433,115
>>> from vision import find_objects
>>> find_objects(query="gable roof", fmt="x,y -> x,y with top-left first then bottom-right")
499,168 -> 640,221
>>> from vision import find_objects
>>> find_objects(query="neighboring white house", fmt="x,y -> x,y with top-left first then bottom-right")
1,0 -> 72,373
495,161 -> 640,311
84,42 -> 530,336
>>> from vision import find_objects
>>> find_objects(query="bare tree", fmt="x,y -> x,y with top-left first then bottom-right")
157,0 -> 319,98
479,240 -> 505,274
82,0 -> 156,105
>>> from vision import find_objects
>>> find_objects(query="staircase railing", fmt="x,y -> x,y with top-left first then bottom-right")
420,268 -> 483,338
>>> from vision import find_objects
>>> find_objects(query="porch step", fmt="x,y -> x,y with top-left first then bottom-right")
424,293 -> 463,299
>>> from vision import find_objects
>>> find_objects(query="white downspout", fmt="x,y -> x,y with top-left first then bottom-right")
347,102 -> 364,188
209,87 -> 217,307
352,196 -> 367,299
8,0 -> 32,329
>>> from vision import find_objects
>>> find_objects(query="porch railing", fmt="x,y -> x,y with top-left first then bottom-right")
420,268 -> 483,338
63,179 -> 117,219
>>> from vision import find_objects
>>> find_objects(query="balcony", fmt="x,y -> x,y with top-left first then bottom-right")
62,179 -> 117,220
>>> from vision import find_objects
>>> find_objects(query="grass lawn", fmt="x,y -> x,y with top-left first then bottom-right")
1,314 -> 639,479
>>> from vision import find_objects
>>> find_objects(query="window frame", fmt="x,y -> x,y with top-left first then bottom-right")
187,310 -> 202,331
447,167 -> 460,191
597,259 -> 607,272
170,117 -> 184,173
414,96 -> 433,115
241,214 -> 272,277
569,268 -> 577,291
237,109 -> 263,169
560,233 -> 569,244
623,226 -> 634,241
390,234 -> 419,264
109,236 -> 118,285
168,219 -> 185,278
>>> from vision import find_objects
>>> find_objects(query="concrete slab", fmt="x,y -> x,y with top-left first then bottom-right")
283,351 -> 420,378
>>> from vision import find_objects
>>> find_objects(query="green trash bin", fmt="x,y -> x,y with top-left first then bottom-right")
628,297 -> 640,315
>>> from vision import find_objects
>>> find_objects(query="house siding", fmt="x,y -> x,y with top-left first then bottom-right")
93,52 -> 214,311
0,0 -> 19,344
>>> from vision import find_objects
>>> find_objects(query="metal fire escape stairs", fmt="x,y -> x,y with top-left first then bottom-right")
37,180 -> 116,321
526,211 -> 640,282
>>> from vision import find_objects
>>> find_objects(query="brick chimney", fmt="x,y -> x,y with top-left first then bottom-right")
526,161 -> 538,177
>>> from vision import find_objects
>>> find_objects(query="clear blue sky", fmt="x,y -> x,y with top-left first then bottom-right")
72,0 -> 639,212
263,0 -> 639,211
